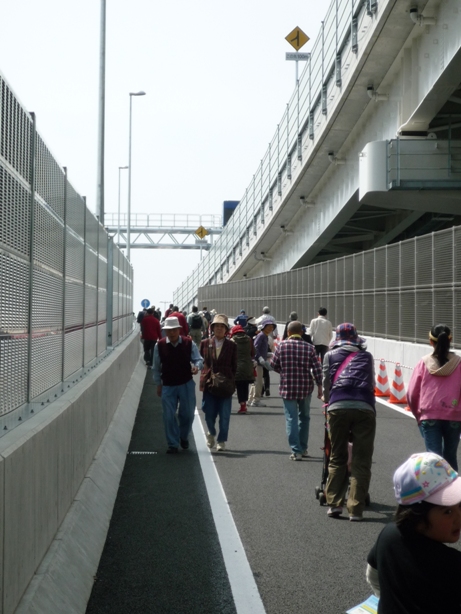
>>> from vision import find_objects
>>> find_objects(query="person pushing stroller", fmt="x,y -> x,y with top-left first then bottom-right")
322,323 -> 376,521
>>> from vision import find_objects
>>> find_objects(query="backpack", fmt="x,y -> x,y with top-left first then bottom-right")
245,322 -> 257,339
190,313 -> 203,329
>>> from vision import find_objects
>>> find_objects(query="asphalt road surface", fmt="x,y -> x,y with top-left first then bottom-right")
86,368 -> 461,613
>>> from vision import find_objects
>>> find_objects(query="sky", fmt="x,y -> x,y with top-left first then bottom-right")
1,0 -> 326,314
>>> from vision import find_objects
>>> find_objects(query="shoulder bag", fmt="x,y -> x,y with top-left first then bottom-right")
332,352 -> 357,385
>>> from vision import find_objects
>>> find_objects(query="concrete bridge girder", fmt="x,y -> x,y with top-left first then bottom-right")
226,0 -> 433,280
234,0 -> 461,280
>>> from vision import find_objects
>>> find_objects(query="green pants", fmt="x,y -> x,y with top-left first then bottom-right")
325,408 -> 376,517
189,328 -> 202,348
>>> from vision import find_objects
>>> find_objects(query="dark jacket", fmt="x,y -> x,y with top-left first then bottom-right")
283,321 -> 312,344
234,314 -> 248,327
244,322 -> 258,339
199,337 -> 237,392
323,346 -> 375,409
231,333 -> 255,381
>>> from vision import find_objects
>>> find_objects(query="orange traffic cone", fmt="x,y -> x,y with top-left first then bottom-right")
389,363 -> 408,404
374,359 -> 390,397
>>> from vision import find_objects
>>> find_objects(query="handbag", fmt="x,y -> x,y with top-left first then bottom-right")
206,343 -> 235,398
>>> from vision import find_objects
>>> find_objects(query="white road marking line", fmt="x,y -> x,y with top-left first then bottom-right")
193,409 -> 266,614
376,398 -> 415,419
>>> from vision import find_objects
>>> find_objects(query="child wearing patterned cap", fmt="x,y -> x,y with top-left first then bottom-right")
366,452 -> 461,613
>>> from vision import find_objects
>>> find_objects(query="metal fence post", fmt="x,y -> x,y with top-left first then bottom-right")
351,0 -> 358,54
309,56 -> 314,140
82,196 -> 87,368
107,236 -> 114,347
27,112 -> 37,403
260,160 -> 264,224
322,21 -> 327,115
96,220 -> 100,356
336,0 -> 342,87
61,167 -> 68,382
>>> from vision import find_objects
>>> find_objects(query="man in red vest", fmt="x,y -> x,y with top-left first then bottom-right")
152,317 -> 203,453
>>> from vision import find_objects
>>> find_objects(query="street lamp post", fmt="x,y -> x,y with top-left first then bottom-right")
127,91 -> 146,261
118,166 -> 128,246
96,0 -> 106,223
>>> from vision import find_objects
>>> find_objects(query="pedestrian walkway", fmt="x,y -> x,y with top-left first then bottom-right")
85,371 -> 236,614
85,368 -> 461,614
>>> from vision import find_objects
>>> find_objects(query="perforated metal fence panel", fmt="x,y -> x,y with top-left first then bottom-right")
0,73 -> 134,416
198,226 -> 461,349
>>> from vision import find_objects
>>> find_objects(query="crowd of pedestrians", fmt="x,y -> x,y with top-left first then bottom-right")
141,301 -> 461,612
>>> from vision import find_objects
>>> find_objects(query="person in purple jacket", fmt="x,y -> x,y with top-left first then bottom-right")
323,323 -> 376,521
407,323 -> 461,471
248,318 -> 275,407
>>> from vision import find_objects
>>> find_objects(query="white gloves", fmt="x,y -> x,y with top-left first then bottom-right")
258,356 -> 272,370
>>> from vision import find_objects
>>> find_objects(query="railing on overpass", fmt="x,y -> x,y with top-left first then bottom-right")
173,0 -> 375,308
388,138 -> 461,187
104,213 -> 223,230
198,224 -> 461,350
0,71 -> 134,426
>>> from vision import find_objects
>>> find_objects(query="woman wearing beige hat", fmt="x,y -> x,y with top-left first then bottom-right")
199,315 -> 237,451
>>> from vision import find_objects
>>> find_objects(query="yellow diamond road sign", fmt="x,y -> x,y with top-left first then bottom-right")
195,225 -> 209,239
285,26 -> 309,51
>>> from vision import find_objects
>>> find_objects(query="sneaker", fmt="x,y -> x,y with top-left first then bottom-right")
265,389 -> 270,397
237,403 -> 247,414
289,453 -> 302,461
166,447 -> 178,454
206,433 -> 215,448
216,442 -> 226,451
327,506 -> 343,517
349,515 -> 363,522
302,450 -> 310,458
250,401 -> 266,407
180,438 -> 189,450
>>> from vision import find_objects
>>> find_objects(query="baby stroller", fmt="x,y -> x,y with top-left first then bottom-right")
314,408 -> 370,507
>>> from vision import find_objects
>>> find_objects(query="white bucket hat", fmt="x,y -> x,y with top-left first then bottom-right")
163,316 -> 182,330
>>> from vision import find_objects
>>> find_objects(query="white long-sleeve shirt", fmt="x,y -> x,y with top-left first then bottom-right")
309,315 -> 333,346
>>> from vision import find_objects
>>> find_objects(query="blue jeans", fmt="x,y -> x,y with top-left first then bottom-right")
161,379 -> 196,448
420,419 -> 461,471
282,396 -> 312,454
202,390 -> 232,443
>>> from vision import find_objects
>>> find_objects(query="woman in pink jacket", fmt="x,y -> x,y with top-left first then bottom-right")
407,324 -> 461,470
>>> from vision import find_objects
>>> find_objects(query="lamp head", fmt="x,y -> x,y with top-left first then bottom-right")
130,91 -> 146,96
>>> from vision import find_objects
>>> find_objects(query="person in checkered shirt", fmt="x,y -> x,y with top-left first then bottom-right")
271,321 -> 322,461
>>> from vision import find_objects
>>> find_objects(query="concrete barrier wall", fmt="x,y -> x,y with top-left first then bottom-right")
0,332 -> 141,614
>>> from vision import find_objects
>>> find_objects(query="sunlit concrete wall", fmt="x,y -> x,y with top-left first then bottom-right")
0,331 -> 140,614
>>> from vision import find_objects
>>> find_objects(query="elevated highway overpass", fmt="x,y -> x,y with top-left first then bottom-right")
174,0 -> 461,309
